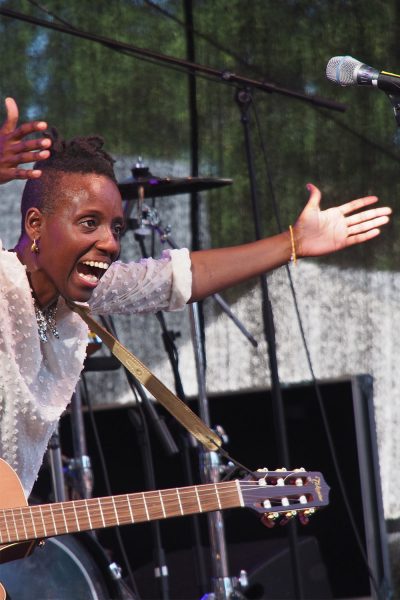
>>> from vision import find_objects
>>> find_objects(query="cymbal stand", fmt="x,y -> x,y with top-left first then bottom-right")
137,208 -> 250,599
130,206 -> 258,349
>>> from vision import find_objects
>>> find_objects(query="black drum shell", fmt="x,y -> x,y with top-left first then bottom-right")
0,533 -> 123,600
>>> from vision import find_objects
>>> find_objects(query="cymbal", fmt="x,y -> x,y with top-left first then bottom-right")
118,166 -> 232,199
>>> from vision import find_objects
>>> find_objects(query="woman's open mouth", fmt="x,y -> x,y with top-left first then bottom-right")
76,260 -> 109,285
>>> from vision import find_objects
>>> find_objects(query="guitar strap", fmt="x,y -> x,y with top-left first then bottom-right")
68,302 -> 221,452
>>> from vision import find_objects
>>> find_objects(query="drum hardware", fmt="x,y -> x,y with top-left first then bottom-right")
118,161 -> 233,201
0,534 -> 125,600
128,204 -> 258,349
119,159 -> 233,241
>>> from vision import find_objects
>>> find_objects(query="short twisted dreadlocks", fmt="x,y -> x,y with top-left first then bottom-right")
20,129 -> 117,233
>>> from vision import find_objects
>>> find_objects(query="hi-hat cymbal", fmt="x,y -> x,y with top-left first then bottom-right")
118,166 -> 232,199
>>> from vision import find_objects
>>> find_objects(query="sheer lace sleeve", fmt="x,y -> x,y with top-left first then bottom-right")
88,248 -> 192,315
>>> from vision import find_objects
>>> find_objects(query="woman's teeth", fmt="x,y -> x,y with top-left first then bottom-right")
78,260 -> 109,284
79,272 -> 99,283
82,261 -> 109,270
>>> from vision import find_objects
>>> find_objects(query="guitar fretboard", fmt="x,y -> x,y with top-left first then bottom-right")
0,481 -> 242,544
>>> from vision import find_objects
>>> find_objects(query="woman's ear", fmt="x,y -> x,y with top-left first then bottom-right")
25,207 -> 44,242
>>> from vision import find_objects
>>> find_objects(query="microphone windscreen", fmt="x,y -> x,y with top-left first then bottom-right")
326,55 -> 362,86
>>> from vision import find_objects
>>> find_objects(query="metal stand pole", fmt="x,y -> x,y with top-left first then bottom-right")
69,386 -> 93,500
47,426 -> 66,502
190,303 -> 240,600
235,87 -> 304,598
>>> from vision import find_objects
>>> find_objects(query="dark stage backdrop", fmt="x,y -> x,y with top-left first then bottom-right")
43,375 -> 389,599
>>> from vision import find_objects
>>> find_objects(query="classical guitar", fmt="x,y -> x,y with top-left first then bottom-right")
0,458 -> 329,599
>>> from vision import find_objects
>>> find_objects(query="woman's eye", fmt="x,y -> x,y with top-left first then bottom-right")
113,223 -> 124,236
81,219 -> 97,229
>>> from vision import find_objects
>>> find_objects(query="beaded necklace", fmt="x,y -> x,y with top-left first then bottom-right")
33,298 -> 59,343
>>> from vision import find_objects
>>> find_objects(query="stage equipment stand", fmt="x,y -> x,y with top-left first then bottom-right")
69,387 -> 94,500
135,214 -> 255,599
135,226 -> 254,598
235,87 -> 303,598
46,388 -> 92,503
47,426 -> 66,502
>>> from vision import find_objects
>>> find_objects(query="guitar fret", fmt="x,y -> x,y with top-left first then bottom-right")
214,484 -> 222,510
72,501 -> 81,531
60,503 -> 68,533
38,506 -> 47,537
0,510 -> 6,543
158,491 -> 166,519
45,505 -> 58,536
28,506 -> 38,539
111,497 -> 120,525
126,495 -> 135,523
97,498 -> 106,528
19,507 -> 29,539
176,489 -> 183,515
85,500 -> 93,530
194,486 -> 203,513
10,507 -> 18,540
142,493 -> 150,521
235,480 -> 244,507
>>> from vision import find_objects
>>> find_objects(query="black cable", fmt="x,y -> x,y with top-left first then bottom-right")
80,372 -> 142,600
251,95 -> 388,600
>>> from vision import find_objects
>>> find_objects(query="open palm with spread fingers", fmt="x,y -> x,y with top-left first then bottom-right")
0,97 -> 51,184
294,183 -> 392,257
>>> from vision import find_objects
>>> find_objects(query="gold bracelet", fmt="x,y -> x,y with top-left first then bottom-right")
289,225 -> 297,265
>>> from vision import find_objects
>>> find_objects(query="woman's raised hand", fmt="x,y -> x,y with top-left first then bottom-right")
0,97 -> 51,184
293,183 -> 392,257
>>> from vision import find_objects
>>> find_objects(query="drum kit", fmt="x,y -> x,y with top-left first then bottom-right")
0,164 -> 259,600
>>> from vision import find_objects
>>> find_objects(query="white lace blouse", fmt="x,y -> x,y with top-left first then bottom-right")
0,244 -> 192,497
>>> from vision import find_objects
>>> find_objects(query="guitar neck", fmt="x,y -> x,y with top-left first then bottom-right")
0,481 -> 242,544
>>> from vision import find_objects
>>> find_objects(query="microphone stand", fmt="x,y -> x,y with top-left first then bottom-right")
0,7 -> 347,114
235,87 -> 303,598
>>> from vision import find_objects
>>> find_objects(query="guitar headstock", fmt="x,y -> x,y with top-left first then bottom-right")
239,468 -> 330,528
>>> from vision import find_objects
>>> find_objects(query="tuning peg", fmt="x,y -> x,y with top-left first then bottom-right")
298,512 -> 310,526
279,510 -> 297,527
260,512 -> 278,528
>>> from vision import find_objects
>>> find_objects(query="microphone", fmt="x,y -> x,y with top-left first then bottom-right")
326,55 -> 400,95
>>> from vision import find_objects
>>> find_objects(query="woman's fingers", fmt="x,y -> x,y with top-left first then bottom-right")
347,215 -> 391,236
340,195 -> 379,215
8,120 -> 48,141
346,206 -> 392,227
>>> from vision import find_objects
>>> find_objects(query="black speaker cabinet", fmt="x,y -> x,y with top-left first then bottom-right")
54,375 -> 391,599
206,375 -> 391,599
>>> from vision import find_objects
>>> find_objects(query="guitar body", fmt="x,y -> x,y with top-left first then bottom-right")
0,459 -> 37,599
